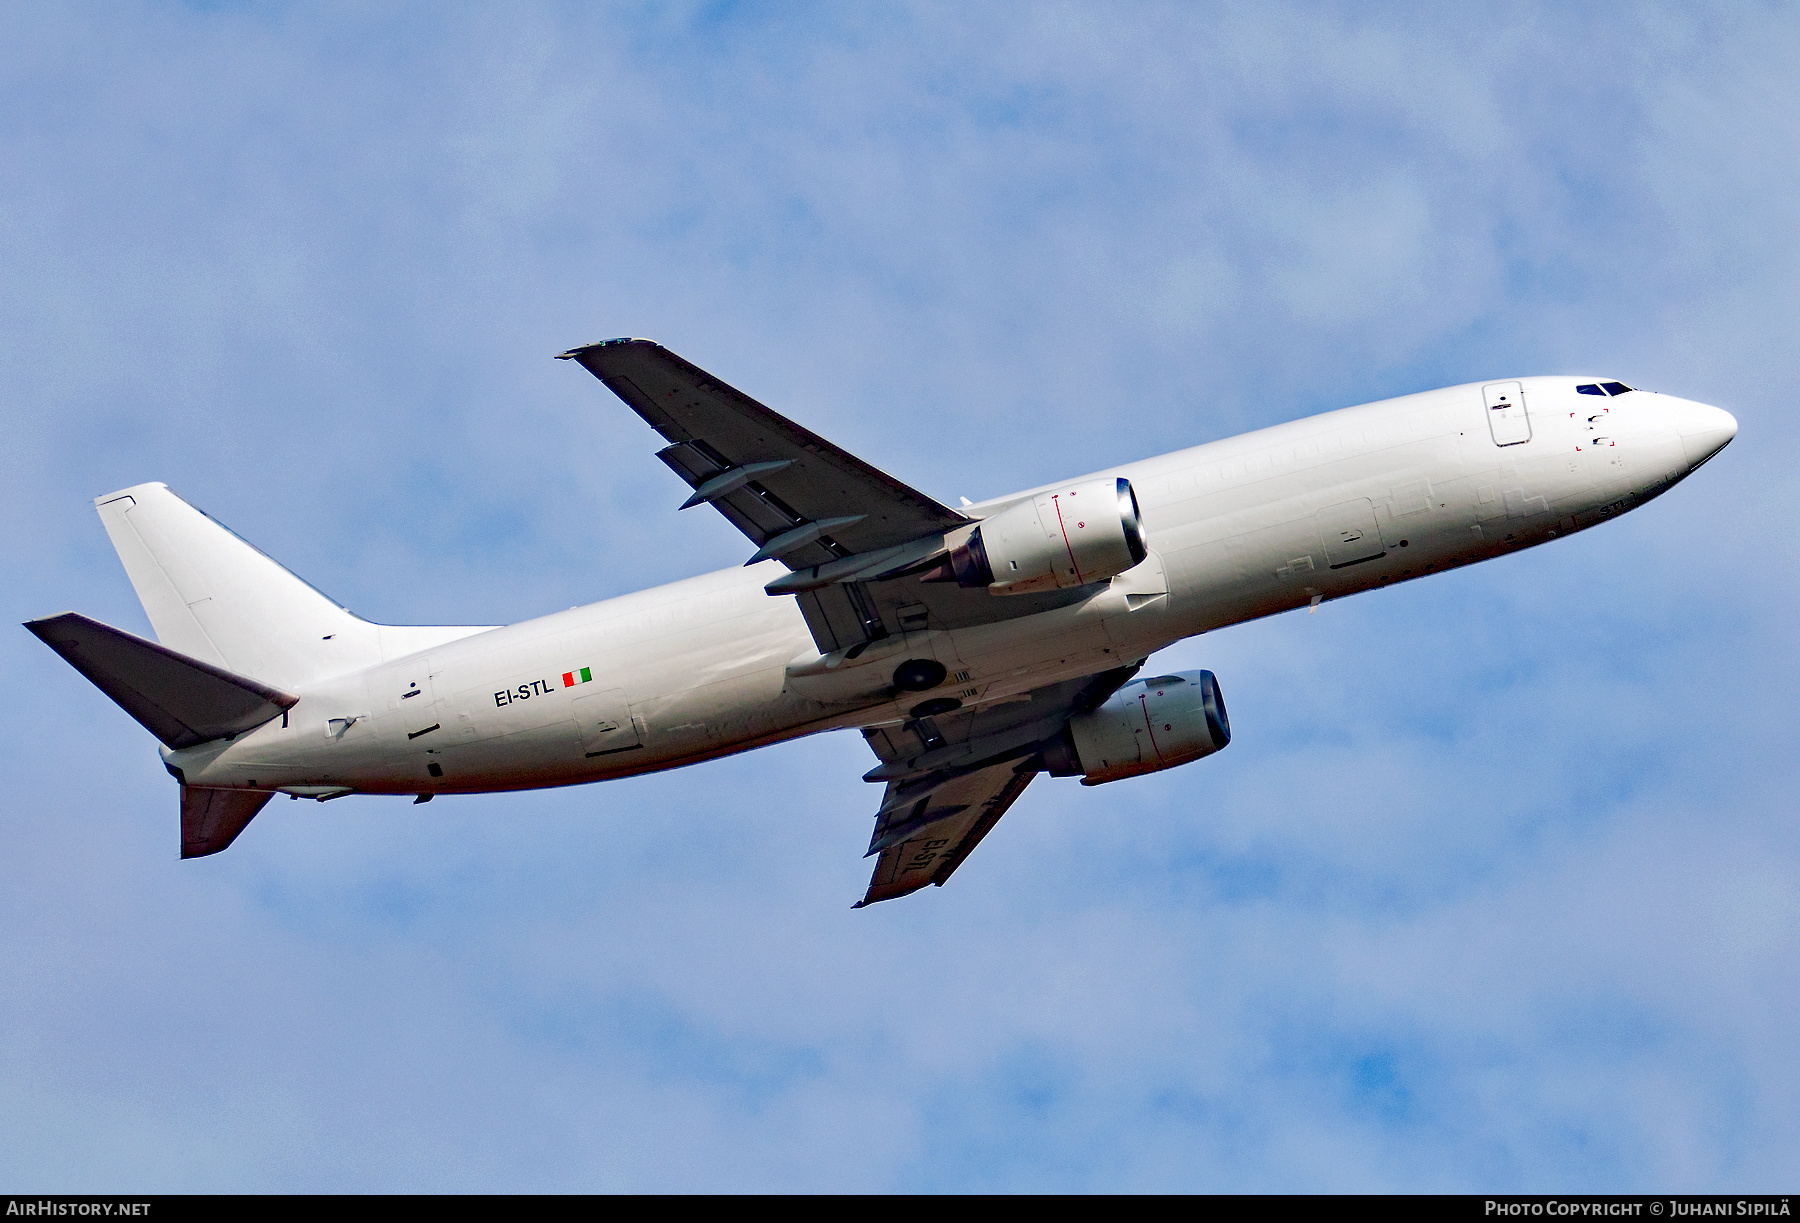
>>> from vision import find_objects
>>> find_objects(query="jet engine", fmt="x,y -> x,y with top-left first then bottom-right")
1042,670 -> 1231,785
927,476 -> 1148,595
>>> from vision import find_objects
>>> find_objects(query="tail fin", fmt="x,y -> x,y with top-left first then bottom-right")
25,612 -> 296,749
182,786 -> 274,858
95,483 -> 489,689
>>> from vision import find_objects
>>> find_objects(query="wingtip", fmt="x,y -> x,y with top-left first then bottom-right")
556,337 -> 658,360
22,612 -> 77,636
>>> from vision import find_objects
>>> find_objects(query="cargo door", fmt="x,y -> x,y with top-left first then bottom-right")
1484,381 -> 1532,446
1316,499 -> 1386,569
573,687 -> 642,757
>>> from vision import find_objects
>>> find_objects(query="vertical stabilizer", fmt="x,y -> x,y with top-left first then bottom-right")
95,483 -> 489,690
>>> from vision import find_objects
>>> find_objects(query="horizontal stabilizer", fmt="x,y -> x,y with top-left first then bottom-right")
181,785 -> 273,858
25,612 -> 298,749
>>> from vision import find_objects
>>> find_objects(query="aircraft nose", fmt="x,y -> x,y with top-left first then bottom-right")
1676,399 -> 1738,469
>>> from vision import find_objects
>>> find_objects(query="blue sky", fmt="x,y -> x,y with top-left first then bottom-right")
3,1 -> 1796,1191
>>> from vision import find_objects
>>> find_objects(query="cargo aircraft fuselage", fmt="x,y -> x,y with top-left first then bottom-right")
28,345 -> 1736,905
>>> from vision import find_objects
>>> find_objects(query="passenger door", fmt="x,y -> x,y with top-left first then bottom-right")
1484,381 -> 1532,446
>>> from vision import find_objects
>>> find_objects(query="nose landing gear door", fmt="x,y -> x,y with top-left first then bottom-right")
1484,381 -> 1532,446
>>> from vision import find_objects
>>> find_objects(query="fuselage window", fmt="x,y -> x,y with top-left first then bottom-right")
1600,381 -> 1633,396
1577,383 -> 1606,396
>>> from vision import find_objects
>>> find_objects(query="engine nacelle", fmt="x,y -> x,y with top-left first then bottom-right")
930,477 -> 1148,595
1043,670 -> 1231,786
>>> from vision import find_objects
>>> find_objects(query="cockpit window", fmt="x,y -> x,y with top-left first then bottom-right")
1576,383 -> 1606,395
1600,381 -> 1633,396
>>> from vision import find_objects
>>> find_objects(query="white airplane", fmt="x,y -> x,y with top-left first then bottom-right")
26,341 -> 1737,905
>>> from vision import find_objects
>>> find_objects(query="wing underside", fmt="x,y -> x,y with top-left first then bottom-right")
856,760 -> 1038,906
851,666 -> 1140,906
559,339 -> 965,561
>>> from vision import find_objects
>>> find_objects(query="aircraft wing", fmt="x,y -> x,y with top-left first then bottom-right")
852,666 -> 1139,906
856,758 -> 1038,906
558,339 -> 967,563
561,339 -> 1109,653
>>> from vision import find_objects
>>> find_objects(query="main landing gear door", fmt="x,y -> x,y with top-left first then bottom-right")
574,687 -> 642,757
1484,381 -> 1532,446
